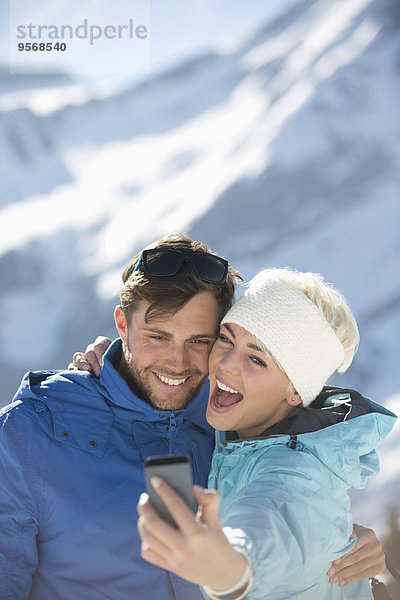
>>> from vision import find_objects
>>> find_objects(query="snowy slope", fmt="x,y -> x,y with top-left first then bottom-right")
0,0 -> 399,529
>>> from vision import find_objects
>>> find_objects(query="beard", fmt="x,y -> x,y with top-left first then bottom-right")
116,345 -> 207,411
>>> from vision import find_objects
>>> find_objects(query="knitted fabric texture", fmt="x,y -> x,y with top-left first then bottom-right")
221,272 -> 345,406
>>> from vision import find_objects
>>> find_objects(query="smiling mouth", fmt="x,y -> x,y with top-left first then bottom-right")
212,379 -> 244,408
153,372 -> 190,387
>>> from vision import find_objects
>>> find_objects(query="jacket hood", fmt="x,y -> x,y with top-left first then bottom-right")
12,367 -> 115,457
220,386 -> 397,489
12,338 -> 212,456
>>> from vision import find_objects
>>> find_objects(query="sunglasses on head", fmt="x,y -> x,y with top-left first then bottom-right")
132,248 -> 229,283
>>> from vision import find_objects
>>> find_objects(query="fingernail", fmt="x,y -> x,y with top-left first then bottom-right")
331,575 -> 338,583
151,476 -> 162,489
327,567 -> 335,576
94,368 -> 100,377
333,557 -> 341,565
338,580 -> 345,586
139,493 -> 148,504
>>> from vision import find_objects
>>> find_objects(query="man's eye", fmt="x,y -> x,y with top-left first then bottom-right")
149,335 -> 166,341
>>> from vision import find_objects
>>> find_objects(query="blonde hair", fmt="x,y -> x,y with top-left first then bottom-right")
262,268 -> 359,374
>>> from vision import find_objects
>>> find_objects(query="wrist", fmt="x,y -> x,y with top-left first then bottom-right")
207,548 -> 248,592
202,552 -> 253,600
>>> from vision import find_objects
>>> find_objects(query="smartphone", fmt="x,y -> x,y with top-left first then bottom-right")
144,454 -> 196,528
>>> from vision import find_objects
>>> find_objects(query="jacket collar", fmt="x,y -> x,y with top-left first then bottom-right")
224,386 -> 396,442
13,339 -> 212,457
95,339 -> 212,433
216,386 -> 396,489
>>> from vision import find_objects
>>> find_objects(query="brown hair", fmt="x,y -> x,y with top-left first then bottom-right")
120,233 -> 242,323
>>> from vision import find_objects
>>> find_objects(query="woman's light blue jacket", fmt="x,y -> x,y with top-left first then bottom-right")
208,389 -> 396,600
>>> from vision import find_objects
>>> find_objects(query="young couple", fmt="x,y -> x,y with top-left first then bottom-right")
75,235 -> 395,599
0,234 -> 394,599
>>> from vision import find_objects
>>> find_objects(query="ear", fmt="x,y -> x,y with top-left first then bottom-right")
114,305 -> 128,343
286,391 -> 302,407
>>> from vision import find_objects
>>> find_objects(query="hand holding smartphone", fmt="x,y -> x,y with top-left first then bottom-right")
144,454 -> 196,528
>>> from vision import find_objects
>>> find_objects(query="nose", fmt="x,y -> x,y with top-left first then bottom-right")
164,343 -> 190,374
218,348 -> 241,376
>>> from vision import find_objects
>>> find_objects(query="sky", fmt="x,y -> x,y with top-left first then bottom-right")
1,0 -> 296,82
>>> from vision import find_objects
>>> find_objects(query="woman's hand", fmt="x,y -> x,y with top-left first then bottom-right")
327,524 -> 385,585
137,478 -> 247,592
67,336 -> 112,377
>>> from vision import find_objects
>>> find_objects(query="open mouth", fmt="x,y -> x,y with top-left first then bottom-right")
210,378 -> 244,412
153,371 -> 190,388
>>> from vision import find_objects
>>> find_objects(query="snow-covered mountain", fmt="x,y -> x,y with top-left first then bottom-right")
0,0 -> 399,531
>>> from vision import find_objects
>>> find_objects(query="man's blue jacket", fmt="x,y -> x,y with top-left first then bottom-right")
0,339 -> 214,600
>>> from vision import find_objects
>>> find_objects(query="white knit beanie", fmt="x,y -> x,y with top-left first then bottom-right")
221,270 -> 345,406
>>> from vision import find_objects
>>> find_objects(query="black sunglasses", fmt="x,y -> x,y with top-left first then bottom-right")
132,248 -> 229,283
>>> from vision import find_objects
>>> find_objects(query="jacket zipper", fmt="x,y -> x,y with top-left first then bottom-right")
166,571 -> 177,600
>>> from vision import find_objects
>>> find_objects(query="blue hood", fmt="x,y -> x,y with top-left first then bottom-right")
219,387 -> 396,489
13,338 -> 213,458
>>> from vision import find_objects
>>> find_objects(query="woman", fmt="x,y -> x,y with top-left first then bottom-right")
135,267 -> 396,599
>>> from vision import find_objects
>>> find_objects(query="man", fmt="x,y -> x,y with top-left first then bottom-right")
0,234 -> 384,600
0,234 -> 240,600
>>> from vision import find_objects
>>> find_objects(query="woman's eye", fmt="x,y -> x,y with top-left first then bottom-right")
218,334 -> 233,344
250,356 -> 267,368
